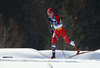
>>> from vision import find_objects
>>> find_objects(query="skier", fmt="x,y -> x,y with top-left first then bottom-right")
47,8 -> 80,59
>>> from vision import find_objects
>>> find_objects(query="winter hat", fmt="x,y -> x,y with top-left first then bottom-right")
47,8 -> 54,13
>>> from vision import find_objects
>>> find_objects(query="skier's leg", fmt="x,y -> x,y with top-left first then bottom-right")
63,36 -> 80,54
51,44 -> 56,59
59,27 -> 70,44
70,41 -> 80,54
60,27 -> 80,54
51,32 -> 59,44
51,32 -> 59,59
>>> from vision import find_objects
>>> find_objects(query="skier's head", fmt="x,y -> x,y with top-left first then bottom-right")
47,8 -> 54,17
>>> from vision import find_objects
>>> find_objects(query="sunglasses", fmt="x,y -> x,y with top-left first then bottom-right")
47,12 -> 52,15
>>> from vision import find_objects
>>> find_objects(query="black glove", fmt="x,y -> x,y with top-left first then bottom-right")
51,30 -> 54,35
50,28 -> 54,35
49,18 -> 58,26
48,18 -> 55,22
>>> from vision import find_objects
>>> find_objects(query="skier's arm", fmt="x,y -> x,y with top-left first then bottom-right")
48,17 -> 58,25
54,15 -> 60,25
48,17 -> 54,35
48,17 -> 56,22
50,21 -> 54,35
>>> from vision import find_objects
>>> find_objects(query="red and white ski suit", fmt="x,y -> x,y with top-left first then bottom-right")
49,14 -> 71,53
48,8 -> 80,58
49,14 -> 70,45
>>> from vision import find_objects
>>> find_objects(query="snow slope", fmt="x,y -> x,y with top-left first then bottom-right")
0,48 -> 100,68
0,48 -> 45,58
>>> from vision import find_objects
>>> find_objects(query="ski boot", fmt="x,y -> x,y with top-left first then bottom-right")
75,45 -> 80,54
50,53 -> 55,59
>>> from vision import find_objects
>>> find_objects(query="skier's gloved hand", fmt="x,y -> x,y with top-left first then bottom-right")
48,17 -> 56,22
49,18 -> 53,22
48,17 -> 58,26
51,28 -> 54,35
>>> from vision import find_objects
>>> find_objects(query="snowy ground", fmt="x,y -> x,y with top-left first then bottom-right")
0,48 -> 100,68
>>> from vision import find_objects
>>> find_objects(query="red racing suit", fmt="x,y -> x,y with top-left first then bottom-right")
49,14 -> 70,44
49,14 -> 70,53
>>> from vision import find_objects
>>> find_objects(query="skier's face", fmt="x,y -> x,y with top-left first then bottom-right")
48,12 -> 54,17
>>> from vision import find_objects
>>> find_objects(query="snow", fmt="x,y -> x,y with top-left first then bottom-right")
0,48 -> 100,68
0,48 -> 45,58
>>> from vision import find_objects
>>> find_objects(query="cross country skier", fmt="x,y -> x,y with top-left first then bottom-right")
47,8 -> 80,59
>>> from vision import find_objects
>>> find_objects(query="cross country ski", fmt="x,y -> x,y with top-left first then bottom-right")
68,49 -> 99,58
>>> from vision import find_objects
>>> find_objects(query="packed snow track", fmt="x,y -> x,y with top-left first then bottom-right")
0,48 -> 100,68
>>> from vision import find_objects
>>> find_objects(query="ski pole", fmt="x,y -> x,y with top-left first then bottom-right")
64,17 -> 77,27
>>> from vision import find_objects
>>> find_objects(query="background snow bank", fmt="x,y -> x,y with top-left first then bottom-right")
0,48 -> 100,68
39,49 -> 100,60
0,48 -> 100,59
0,48 -> 45,58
